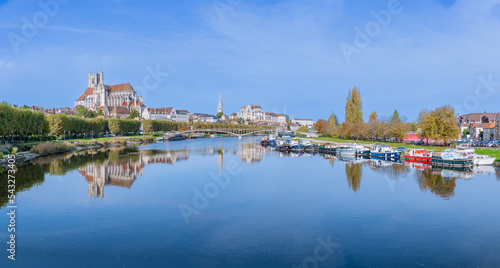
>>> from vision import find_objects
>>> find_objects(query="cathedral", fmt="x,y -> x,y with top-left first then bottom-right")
75,71 -> 146,117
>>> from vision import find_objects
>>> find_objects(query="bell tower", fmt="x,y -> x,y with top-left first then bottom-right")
88,71 -> 106,109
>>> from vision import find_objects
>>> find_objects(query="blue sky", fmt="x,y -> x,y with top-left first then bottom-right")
0,0 -> 499,122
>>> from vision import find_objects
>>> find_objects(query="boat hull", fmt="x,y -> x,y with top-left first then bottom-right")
338,149 -> 356,156
168,135 -> 187,141
431,157 -> 473,167
473,158 -> 495,166
371,152 -> 400,159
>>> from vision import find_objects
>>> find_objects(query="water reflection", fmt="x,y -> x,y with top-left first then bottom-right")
1,142 -> 499,208
345,162 -> 362,192
416,168 -> 458,199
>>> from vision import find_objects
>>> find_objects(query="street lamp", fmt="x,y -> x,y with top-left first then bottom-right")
64,130 -> 66,141
40,130 -> 42,143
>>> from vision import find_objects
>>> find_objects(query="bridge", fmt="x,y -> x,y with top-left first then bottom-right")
181,128 -> 276,138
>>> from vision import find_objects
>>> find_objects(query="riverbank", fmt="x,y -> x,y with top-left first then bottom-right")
0,138 -> 153,167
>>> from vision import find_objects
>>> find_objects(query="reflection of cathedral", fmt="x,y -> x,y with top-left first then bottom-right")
78,149 -> 189,199
79,161 -> 143,199
238,143 -> 270,163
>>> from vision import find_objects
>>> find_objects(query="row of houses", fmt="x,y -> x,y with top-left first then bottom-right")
24,105 -> 76,116
456,112 -> 500,140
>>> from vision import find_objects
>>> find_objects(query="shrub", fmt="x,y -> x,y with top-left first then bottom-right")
110,138 -> 127,145
140,136 -> 153,142
30,142 -> 73,154
0,153 -> 3,159
88,139 -> 98,146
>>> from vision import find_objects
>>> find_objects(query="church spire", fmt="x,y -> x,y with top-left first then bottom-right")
217,93 -> 223,114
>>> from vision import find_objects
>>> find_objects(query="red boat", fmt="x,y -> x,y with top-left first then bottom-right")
405,149 -> 432,163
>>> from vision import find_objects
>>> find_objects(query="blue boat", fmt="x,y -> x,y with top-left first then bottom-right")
370,145 -> 401,159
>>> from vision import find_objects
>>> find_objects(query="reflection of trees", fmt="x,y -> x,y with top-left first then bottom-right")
0,163 -> 45,208
416,168 -> 456,199
345,162 -> 362,192
497,168 -> 500,181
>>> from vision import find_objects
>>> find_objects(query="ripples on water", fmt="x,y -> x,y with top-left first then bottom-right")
1,137 -> 499,267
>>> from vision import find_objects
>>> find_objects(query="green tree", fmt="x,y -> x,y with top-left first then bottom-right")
417,105 -> 459,145
97,110 -> 104,116
128,110 -> 140,119
345,87 -> 363,123
326,112 -> 338,137
0,103 -> 14,137
297,126 -> 309,132
216,112 -> 223,119
462,128 -> 470,136
75,106 -> 88,118
388,110 -> 405,140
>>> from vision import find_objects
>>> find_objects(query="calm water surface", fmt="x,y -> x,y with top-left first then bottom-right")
1,137 -> 499,267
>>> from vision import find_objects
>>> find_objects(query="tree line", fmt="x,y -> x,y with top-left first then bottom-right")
1,104 -> 165,139
314,87 -> 460,144
0,103 -> 46,138
142,120 -> 187,133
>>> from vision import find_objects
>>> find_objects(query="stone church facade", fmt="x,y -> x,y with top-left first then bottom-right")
75,71 -> 146,117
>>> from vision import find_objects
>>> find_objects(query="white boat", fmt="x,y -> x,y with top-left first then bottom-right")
457,148 -> 495,166
431,149 -> 473,167
336,145 -> 357,156
300,140 -> 318,152
351,144 -> 370,156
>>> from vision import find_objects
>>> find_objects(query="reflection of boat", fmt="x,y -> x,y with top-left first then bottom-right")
260,137 -> 269,145
337,154 -> 357,162
370,158 -> 396,167
457,148 -> 495,166
405,149 -> 432,163
472,165 -> 497,174
432,168 -> 474,180
431,149 -> 473,167
337,145 -> 356,156
408,162 -> 432,170
370,145 -> 401,159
